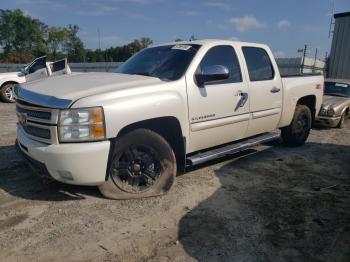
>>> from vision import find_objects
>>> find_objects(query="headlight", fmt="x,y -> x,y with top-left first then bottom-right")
327,107 -> 335,117
319,105 -> 335,117
59,107 -> 105,142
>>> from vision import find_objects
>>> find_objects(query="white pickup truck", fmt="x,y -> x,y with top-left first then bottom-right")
0,56 -> 71,102
15,39 -> 324,199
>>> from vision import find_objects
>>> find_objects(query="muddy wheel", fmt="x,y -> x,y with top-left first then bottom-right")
336,113 -> 346,129
99,129 -> 177,200
281,105 -> 312,146
0,83 -> 16,103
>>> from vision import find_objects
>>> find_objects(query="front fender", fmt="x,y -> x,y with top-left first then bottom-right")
0,73 -> 25,86
340,106 -> 350,116
71,79 -> 189,145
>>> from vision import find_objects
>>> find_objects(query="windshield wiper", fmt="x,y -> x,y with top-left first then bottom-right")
132,72 -> 165,81
132,72 -> 151,76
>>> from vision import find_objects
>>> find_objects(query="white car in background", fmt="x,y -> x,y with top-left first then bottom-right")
0,56 -> 71,103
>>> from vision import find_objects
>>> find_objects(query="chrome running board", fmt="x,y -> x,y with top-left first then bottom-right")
186,131 -> 280,166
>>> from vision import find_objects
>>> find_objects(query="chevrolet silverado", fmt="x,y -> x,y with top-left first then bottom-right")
15,40 -> 324,199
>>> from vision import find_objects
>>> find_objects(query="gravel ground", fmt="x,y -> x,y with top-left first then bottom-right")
0,102 -> 349,262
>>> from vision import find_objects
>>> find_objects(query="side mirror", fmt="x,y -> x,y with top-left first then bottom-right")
195,65 -> 229,85
19,67 -> 28,76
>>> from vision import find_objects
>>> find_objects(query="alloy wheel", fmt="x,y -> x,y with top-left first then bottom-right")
110,144 -> 161,193
4,84 -> 16,102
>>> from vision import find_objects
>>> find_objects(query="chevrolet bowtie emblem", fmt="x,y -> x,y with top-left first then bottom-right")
18,113 -> 28,126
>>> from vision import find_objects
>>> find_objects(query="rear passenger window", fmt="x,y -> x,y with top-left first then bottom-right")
199,45 -> 242,83
242,47 -> 274,81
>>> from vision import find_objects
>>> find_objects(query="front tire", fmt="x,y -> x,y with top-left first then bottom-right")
0,83 -> 16,103
99,129 -> 177,200
281,105 -> 312,146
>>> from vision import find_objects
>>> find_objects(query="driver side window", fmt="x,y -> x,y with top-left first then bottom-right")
199,45 -> 242,84
28,57 -> 46,74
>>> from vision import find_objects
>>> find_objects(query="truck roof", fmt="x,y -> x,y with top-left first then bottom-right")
153,39 -> 269,49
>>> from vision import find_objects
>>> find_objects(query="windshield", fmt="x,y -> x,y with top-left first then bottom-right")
115,44 -> 201,81
324,82 -> 350,97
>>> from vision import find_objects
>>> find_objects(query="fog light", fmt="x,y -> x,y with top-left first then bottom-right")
57,170 -> 74,181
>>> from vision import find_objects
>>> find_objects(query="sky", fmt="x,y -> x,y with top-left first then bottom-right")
1,0 -> 349,59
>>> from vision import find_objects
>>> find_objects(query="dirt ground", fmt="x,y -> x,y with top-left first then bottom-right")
0,102 -> 349,262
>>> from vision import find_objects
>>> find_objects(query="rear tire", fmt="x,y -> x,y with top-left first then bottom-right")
281,105 -> 312,146
0,83 -> 16,103
99,129 -> 177,200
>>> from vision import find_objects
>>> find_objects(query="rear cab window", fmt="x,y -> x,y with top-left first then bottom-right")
242,47 -> 275,81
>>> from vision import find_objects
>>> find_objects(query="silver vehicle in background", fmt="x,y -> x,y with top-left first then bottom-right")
316,79 -> 350,128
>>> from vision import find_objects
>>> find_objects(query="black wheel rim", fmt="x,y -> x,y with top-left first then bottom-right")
295,113 -> 309,140
110,144 -> 161,193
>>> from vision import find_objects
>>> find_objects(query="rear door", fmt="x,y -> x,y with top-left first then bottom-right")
241,46 -> 283,136
49,58 -> 71,76
25,56 -> 48,82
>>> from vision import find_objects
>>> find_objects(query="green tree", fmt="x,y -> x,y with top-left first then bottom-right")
0,9 -> 47,58
47,27 -> 68,60
0,9 -> 154,63
139,37 -> 153,48
64,24 -> 85,62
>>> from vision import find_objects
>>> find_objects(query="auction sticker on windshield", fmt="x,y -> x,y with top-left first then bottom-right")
171,45 -> 192,51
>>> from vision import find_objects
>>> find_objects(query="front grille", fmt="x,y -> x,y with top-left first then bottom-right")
16,105 -> 51,120
21,124 -> 51,139
16,101 -> 59,144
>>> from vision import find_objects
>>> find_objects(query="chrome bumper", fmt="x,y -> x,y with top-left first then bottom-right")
315,116 -> 341,127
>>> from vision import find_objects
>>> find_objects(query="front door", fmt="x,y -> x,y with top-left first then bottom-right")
186,45 -> 250,152
25,56 -> 48,82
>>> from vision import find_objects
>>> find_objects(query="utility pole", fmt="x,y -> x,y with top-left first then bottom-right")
189,34 -> 196,41
324,51 -> 329,76
313,48 -> 318,72
98,28 -> 101,50
328,0 -> 335,38
300,44 -> 307,74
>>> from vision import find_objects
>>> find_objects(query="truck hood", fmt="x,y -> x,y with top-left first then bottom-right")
321,95 -> 350,115
322,95 -> 349,107
0,71 -> 25,79
21,72 -> 163,102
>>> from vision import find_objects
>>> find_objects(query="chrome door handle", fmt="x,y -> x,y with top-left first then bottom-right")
270,87 -> 281,93
239,92 -> 248,107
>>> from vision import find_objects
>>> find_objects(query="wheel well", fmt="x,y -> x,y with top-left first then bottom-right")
297,95 -> 316,121
1,81 -> 18,88
116,117 -> 186,174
